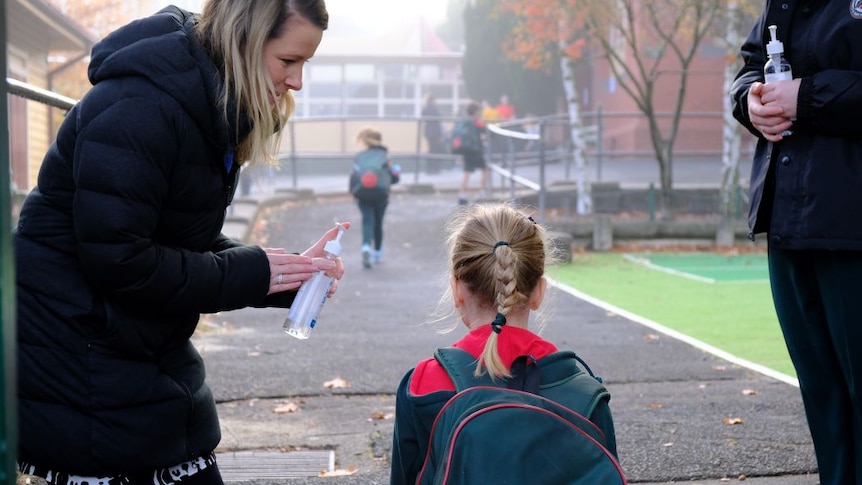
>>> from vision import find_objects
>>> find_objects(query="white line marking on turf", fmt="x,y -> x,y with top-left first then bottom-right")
623,253 -> 716,283
547,276 -> 799,387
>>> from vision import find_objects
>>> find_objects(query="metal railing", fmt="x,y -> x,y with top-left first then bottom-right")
1,3 -> 20,480
5,77 -> 76,111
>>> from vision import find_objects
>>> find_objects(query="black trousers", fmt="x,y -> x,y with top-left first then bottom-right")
768,245 -> 862,485
357,196 -> 388,250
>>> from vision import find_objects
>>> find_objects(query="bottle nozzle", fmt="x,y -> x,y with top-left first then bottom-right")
766,25 -> 784,56
334,222 -> 347,242
324,221 -> 348,256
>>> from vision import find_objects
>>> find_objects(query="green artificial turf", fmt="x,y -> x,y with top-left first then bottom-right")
548,252 -> 796,378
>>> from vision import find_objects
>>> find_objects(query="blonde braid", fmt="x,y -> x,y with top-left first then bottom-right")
476,243 -> 527,379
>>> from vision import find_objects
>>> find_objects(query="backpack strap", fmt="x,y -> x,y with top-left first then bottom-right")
434,347 -> 494,392
435,348 -> 610,419
434,348 -> 542,393
536,350 -> 610,419
507,355 -> 542,393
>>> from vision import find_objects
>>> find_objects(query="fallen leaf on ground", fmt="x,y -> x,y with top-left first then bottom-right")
273,402 -> 300,414
324,377 -> 351,389
742,389 -> 757,396
723,417 -> 744,425
644,333 -> 660,341
648,402 -> 664,409
370,411 -> 395,420
320,465 -> 358,477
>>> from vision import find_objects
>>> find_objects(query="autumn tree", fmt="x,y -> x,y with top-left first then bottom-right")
582,0 -> 723,217
498,0 -> 594,214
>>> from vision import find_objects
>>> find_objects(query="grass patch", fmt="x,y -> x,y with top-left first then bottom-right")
549,252 -> 795,377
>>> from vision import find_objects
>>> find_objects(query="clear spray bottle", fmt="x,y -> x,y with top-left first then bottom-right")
283,223 -> 346,339
764,24 -> 793,136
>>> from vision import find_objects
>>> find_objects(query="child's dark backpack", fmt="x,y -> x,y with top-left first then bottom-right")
350,148 -> 390,199
416,348 -> 627,485
449,119 -> 480,155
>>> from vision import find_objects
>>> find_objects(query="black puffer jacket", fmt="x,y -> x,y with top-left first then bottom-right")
731,0 -> 862,249
15,7 -> 292,475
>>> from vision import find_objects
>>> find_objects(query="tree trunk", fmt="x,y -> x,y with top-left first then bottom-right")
720,0 -> 743,221
560,36 -> 591,214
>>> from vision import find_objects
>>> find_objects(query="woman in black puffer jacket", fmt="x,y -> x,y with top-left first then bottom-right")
15,1 -> 343,483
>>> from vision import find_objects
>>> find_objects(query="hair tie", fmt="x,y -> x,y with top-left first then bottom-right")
491,312 -> 507,334
493,241 -> 510,251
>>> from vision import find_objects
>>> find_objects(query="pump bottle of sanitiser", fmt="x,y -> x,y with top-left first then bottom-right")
283,223 -> 346,339
764,24 -> 794,136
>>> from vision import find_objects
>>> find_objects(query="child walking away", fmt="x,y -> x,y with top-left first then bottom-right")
390,203 -> 626,485
450,101 -> 488,205
349,127 -> 400,269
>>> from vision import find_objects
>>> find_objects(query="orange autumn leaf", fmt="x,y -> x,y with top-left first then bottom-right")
323,377 -> 351,389
273,402 -> 300,414
319,465 -> 358,477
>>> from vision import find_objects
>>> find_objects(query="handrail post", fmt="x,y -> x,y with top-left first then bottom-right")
414,118 -> 423,184
596,105 -> 604,182
1,0 -> 20,478
538,121 -> 546,224
289,120 -> 298,190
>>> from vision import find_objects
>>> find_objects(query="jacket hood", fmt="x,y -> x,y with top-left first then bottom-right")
87,6 -> 233,144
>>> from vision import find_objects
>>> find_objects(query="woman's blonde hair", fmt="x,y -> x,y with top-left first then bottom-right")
356,126 -> 383,148
196,0 -> 328,165
446,203 -> 555,379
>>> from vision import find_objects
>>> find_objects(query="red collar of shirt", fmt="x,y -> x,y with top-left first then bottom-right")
409,324 -> 558,396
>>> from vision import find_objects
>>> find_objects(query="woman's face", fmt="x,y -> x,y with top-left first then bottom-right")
263,16 -> 323,98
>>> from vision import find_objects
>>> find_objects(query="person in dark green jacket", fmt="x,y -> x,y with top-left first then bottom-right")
15,1 -> 345,483
731,2 -> 862,484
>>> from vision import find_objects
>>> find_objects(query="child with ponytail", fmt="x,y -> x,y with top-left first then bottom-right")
390,203 -> 619,485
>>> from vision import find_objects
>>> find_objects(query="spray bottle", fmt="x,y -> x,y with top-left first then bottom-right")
764,24 -> 793,136
283,223 -> 346,339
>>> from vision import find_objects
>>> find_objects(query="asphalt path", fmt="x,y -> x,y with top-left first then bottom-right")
196,188 -> 820,484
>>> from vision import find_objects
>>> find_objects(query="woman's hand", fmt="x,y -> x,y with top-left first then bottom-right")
265,249 -> 317,295
748,81 -> 798,142
302,222 -> 350,297
266,221 -> 351,296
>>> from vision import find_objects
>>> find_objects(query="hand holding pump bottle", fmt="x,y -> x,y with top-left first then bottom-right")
764,24 -> 794,137
284,222 -> 347,339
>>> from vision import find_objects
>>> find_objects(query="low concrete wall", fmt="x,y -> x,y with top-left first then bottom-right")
519,181 -> 747,216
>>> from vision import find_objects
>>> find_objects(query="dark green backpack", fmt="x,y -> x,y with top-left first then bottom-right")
350,148 -> 390,198
449,118 -> 481,155
416,348 -> 627,485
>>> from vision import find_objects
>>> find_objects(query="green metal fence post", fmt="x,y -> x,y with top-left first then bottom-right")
648,182 -> 656,222
0,0 -> 19,479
